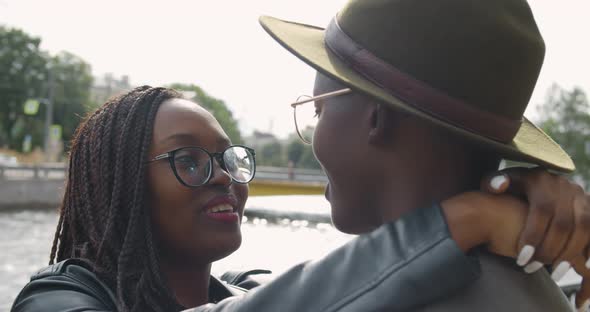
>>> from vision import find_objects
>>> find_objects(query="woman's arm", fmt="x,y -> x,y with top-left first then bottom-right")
474,168 -> 590,310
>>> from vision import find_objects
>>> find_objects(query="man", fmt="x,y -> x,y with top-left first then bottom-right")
257,0 -> 584,310
182,1 -> 590,312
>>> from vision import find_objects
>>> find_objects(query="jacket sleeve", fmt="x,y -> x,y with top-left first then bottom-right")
11,263 -> 116,312
184,204 -> 481,312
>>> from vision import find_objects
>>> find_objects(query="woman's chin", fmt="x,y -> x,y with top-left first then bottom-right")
207,235 -> 242,262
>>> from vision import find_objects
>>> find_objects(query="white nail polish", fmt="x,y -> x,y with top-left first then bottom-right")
523,261 -> 543,274
517,245 -> 535,266
579,299 -> 590,312
551,261 -> 571,282
585,258 -> 590,270
490,174 -> 507,191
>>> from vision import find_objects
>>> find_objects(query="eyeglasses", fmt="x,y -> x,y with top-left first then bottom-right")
290,88 -> 352,144
148,145 -> 256,187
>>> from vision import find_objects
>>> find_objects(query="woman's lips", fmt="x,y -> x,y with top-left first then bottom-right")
205,211 -> 240,223
202,195 -> 239,224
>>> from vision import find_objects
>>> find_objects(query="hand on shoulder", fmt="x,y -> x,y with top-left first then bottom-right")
441,167 -> 590,310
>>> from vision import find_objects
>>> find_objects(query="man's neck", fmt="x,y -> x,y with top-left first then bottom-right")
376,160 -> 483,225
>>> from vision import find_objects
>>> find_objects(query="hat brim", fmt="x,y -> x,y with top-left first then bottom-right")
259,15 -> 575,173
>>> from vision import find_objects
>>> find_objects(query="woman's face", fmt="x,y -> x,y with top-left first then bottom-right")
146,98 -> 248,265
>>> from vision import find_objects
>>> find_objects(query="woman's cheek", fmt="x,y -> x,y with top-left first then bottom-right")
236,184 -> 248,212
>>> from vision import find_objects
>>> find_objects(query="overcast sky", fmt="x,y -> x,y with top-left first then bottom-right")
1,0 -> 589,138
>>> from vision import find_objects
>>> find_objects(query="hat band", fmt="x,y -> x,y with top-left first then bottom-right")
324,18 -> 522,143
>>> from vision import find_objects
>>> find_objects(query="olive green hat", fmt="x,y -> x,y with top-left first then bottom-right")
259,0 -> 575,172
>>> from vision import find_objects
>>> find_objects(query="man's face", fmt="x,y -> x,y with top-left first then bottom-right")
312,73 -> 385,234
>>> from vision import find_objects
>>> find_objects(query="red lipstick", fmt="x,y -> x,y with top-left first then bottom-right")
202,195 -> 239,224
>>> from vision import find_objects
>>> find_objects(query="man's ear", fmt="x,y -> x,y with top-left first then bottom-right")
368,103 -> 394,145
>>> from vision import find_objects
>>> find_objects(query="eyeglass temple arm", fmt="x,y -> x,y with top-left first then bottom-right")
149,153 -> 171,162
290,88 -> 352,107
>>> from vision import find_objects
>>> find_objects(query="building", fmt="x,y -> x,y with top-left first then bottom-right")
91,74 -> 132,105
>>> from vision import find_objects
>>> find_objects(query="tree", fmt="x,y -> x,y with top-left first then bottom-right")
0,26 -> 94,153
49,51 -> 94,146
286,138 -> 322,169
286,139 -> 304,164
537,84 -> 590,186
8,52 -> 95,153
299,145 -> 322,170
0,26 -> 47,149
258,141 -> 284,166
169,83 -> 242,144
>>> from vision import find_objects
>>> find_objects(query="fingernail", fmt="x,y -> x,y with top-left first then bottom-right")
551,261 -> 571,282
490,174 -> 507,191
579,299 -> 590,312
523,261 -> 544,274
517,245 -> 535,266
585,258 -> 590,270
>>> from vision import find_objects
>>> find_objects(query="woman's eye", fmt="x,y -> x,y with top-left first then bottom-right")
176,155 -> 193,163
176,157 -> 198,170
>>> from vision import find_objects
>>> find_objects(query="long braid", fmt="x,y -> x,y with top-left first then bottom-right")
114,89 -> 160,310
49,86 -> 184,311
49,206 -> 65,264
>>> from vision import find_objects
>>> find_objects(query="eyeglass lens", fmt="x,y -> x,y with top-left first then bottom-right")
173,146 -> 254,186
294,95 -> 317,144
223,146 -> 254,183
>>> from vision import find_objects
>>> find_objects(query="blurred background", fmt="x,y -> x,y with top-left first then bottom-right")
0,0 -> 589,309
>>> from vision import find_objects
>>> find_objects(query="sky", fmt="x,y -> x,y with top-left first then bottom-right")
1,0 -> 589,139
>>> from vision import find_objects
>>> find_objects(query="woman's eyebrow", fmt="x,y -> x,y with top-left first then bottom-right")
160,134 -> 231,149
160,133 -> 198,145
217,137 -> 232,147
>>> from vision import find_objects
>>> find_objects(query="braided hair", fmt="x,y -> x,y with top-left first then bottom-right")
50,86 -> 185,311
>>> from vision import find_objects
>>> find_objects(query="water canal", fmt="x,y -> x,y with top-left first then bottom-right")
1,195 -> 583,310
0,195 -> 352,310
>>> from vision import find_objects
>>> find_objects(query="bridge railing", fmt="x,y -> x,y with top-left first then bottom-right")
0,163 -> 67,180
254,166 -> 327,183
0,164 -> 327,183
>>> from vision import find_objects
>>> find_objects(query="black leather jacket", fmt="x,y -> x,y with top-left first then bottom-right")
12,205 -> 481,311
10,258 -> 247,312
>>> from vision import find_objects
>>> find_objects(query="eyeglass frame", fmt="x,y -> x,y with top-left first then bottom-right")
290,88 -> 352,144
147,144 -> 256,187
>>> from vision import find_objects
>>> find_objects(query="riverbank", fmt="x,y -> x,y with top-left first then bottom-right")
0,164 -> 328,210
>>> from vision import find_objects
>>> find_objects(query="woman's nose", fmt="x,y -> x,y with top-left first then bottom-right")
208,157 -> 232,186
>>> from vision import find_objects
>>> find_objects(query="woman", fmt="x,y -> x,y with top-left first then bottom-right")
11,86 -> 590,312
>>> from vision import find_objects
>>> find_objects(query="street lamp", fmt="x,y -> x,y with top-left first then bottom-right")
43,67 -> 54,162
22,66 -> 54,162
